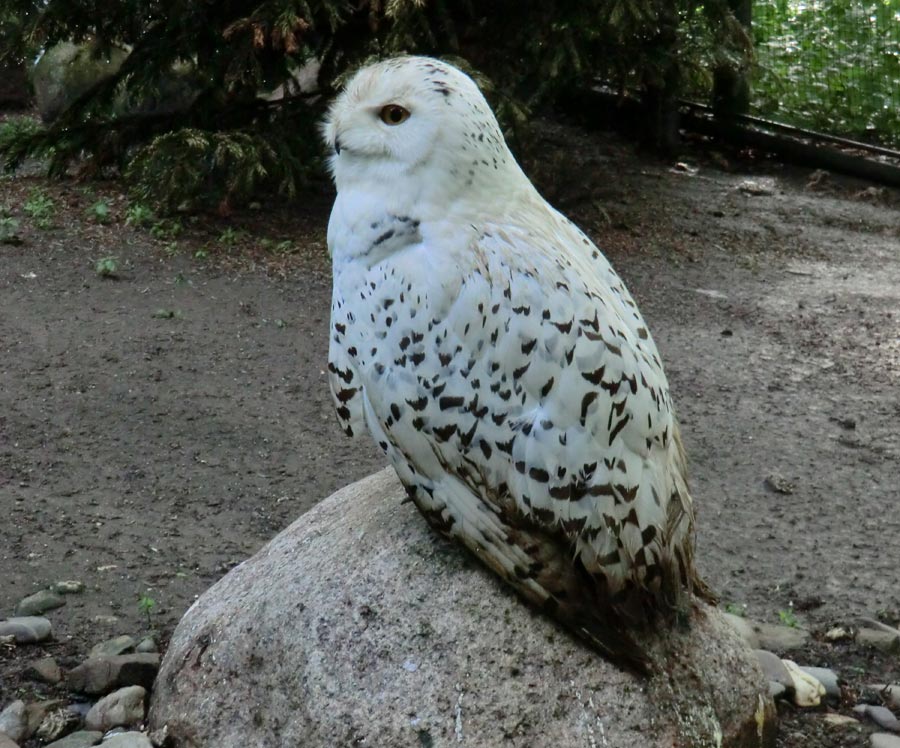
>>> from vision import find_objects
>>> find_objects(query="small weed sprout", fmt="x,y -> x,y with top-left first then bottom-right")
95,256 -> 119,278
724,602 -> 746,617
23,189 -> 55,228
89,200 -> 111,223
150,219 -> 183,241
217,227 -> 242,245
778,608 -> 799,628
125,203 -> 154,226
0,216 -> 21,244
138,594 -> 156,627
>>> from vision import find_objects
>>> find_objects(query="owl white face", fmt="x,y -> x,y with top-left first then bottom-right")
322,57 -> 518,199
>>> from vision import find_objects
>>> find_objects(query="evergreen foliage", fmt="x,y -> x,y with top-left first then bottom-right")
0,0 -> 748,210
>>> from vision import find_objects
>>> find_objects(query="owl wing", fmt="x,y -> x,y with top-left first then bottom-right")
328,284 -> 367,438
380,209 -> 695,606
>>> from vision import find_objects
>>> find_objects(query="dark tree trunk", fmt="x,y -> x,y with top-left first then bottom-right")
713,0 -> 752,118
641,4 -> 681,153
0,63 -> 31,109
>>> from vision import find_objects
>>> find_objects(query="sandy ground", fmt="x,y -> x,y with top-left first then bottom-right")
0,120 -> 898,746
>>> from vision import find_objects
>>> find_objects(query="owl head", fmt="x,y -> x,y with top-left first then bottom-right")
322,56 -> 524,200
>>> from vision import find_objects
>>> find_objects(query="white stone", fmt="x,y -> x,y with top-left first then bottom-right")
822,713 -> 858,728
824,626 -> 851,642
781,660 -> 825,707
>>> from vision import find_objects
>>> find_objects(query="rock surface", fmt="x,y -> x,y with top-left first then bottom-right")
89,635 -> 136,658
28,657 -> 63,685
35,708 -> 80,742
722,612 -> 810,651
15,589 -> 66,616
66,654 -> 159,695
100,732 -> 153,748
799,665 -> 841,699
854,704 -> 900,732
44,730 -> 103,748
0,700 -> 27,742
150,469 -> 775,748
0,617 -> 52,643
84,686 -> 146,732
31,41 -> 129,123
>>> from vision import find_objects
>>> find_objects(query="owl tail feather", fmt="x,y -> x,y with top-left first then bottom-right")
500,521 -> 715,678
409,479 -> 711,677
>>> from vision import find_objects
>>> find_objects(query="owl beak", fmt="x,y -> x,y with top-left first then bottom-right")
333,137 -> 342,156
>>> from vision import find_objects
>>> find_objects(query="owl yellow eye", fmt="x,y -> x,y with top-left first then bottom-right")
379,104 -> 410,126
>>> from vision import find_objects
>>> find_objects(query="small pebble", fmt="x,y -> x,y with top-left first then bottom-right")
871,733 -> 900,748
799,666 -> 841,699
65,704 -> 92,720
84,686 -> 146,732
878,685 -> 900,711
43,731 -> 103,748
854,705 -> 900,732
738,177 -> 777,196
824,626 -> 852,642
764,473 -> 794,495
90,616 -> 119,627
88,635 -> 135,659
858,629 -> 900,653
28,657 -> 62,685
0,617 -> 52,644
134,637 -> 157,654
15,590 -> 65,617
100,732 -> 153,748
0,700 -> 27,742
52,581 -> 85,595
722,613 -> 809,651
858,618 -> 900,637
67,654 -> 159,695
822,713 -> 858,728
754,650 -> 793,690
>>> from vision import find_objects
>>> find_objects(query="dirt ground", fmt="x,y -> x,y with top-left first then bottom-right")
1,118 -> 898,746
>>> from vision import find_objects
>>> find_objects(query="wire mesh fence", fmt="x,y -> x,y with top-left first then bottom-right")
751,0 -> 900,147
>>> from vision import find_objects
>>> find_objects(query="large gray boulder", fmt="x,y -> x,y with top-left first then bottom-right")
31,40 -> 201,123
32,41 -> 129,122
150,468 -> 775,747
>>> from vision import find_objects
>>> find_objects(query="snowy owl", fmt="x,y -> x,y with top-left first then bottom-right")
323,56 -> 714,672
